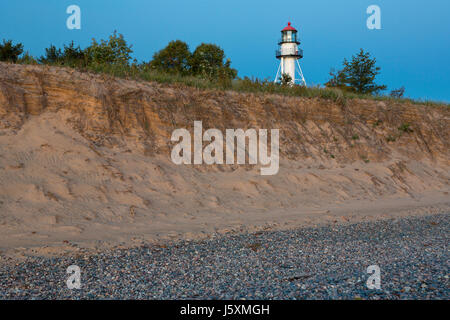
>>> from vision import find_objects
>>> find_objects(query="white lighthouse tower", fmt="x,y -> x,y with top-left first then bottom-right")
274,22 -> 306,86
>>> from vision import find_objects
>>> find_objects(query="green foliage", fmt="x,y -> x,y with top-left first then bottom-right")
17,51 -> 38,65
326,68 -> 348,90
386,135 -> 396,142
372,119 -> 382,127
39,44 -> 63,64
189,43 -> 237,80
62,41 -> 89,67
280,73 -> 292,85
0,39 -> 24,62
398,123 -> 413,133
149,40 -> 191,75
145,41 -> 237,84
87,31 -> 133,65
39,41 -> 88,67
38,31 -> 132,67
326,48 -> 387,95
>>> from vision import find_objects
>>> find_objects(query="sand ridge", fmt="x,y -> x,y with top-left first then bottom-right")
0,62 -> 449,256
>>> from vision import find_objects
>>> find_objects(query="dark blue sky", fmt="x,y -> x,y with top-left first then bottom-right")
1,0 -> 449,102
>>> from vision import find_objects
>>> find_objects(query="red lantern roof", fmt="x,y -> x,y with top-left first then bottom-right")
281,22 -> 297,32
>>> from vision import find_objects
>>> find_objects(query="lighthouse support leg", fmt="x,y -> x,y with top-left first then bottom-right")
296,59 -> 306,86
274,62 -> 281,83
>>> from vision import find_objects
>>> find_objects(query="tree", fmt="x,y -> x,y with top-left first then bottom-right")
0,39 -> 24,62
39,44 -> 63,64
39,33 -> 132,67
39,42 -> 87,66
326,49 -> 386,95
149,40 -> 191,74
325,67 -> 347,89
189,43 -> 237,80
86,31 -> 133,65
62,41 -> 88,67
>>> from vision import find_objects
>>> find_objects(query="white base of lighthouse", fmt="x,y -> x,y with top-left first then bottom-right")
274,58 -> 306,86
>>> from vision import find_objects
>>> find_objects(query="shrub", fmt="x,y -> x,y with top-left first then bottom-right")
389,86 -> 405,98
280,73 -> 292,85
386,135 -> 396,142
0,39 -> 24,62
86,31 -> 133,66
372,119 -> 382,127
62,41 -> 89,68
39,44 -> 63,64
398,123 -> 413,133
18,51 -> 38,65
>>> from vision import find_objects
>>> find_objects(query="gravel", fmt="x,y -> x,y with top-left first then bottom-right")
0,214 -> 448,299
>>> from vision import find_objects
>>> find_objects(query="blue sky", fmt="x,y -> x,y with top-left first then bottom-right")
1,0 -> 449,102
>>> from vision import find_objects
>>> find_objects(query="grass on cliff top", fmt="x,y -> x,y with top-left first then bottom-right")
20,61 -> 450,108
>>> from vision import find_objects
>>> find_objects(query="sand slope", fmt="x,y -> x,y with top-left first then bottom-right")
0,62 -> 449,252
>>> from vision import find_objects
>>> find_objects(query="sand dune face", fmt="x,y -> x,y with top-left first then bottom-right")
0,62 -> 449,251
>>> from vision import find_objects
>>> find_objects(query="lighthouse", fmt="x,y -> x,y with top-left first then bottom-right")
274,22 -> 306,86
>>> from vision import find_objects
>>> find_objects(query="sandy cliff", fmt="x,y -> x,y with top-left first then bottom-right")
0,62 -> 449,252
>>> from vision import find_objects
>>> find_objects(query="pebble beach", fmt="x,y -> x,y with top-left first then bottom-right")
0,213 -> 448,300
